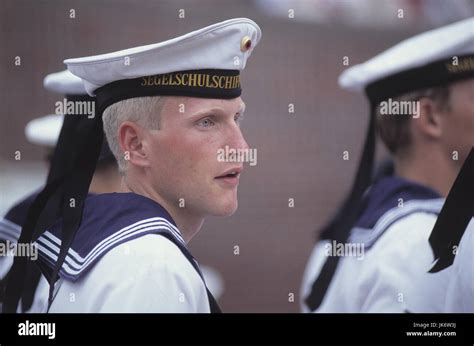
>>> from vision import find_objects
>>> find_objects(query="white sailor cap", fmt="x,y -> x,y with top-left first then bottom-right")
25,114 -> 64,147
25,69 -> 91,147
64,18 -> 261,112
43,69 -> 87,95
339,17 -> 474,104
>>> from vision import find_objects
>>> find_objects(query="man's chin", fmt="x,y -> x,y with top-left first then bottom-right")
210,201 -> 238,217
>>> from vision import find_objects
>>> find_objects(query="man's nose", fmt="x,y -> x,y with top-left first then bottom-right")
229,125 -> 249,151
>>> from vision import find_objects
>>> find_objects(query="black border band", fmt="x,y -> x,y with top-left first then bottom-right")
365,54 -> 474,105
65,94 -> 95,103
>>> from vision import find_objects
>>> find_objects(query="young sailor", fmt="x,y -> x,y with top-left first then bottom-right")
301,18 -> 473,312
4,18 -> 261,313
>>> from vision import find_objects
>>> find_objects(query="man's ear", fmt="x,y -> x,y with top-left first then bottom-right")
412,97 -> 444,141
117,121 -> 150,168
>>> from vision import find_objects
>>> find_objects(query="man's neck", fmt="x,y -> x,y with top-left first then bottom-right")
120,176 -> 204,243
394,148 -> 459,197
89,167 -> 122,194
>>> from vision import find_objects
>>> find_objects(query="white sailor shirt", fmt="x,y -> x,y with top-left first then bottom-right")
301,176 -> 452,313
31,192 -> 214,313
444,219 -> 474,312
0,191 -> 50,313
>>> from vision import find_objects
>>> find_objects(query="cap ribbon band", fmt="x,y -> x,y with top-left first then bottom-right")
365,54 -> 474,105
95,69 -> 241,113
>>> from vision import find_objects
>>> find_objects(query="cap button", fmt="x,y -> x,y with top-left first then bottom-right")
240,36 -> 252,52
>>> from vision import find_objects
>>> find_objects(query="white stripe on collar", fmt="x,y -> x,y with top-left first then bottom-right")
36,225 -> 175,276
0,218 -> 22,242
350,198 -> 444,247
42,217 -> 184,264
36,217 -> 186,277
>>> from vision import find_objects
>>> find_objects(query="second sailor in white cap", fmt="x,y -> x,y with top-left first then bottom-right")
302,17 -> 474,313
1,69 -> 121,313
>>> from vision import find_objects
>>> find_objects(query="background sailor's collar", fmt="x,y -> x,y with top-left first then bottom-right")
355,176 -> 442,230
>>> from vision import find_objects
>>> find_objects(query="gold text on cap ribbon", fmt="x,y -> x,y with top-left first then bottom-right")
141,73 -> 241,89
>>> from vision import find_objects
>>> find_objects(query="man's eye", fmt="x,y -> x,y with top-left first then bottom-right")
198,118 -> 215,128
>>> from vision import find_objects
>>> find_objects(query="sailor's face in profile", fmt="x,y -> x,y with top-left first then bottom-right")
146,96 -> 249,218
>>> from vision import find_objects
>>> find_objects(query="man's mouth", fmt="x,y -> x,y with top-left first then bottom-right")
215,171 -> 240,178
215,167 -> 243,186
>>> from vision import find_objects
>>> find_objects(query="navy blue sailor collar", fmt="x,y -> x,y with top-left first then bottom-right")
355,175 -> 443,230
35,192 -> 186,281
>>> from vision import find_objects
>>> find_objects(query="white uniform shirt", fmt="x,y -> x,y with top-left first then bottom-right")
444,219 -> 474,312
301,177 -> 451,313
29,193 -> 213,313
1,220 -> 211,313
1,223 -> 213,313
0,214 -> 50,313
31,235 -> 209,313
302,210 -> 452,312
